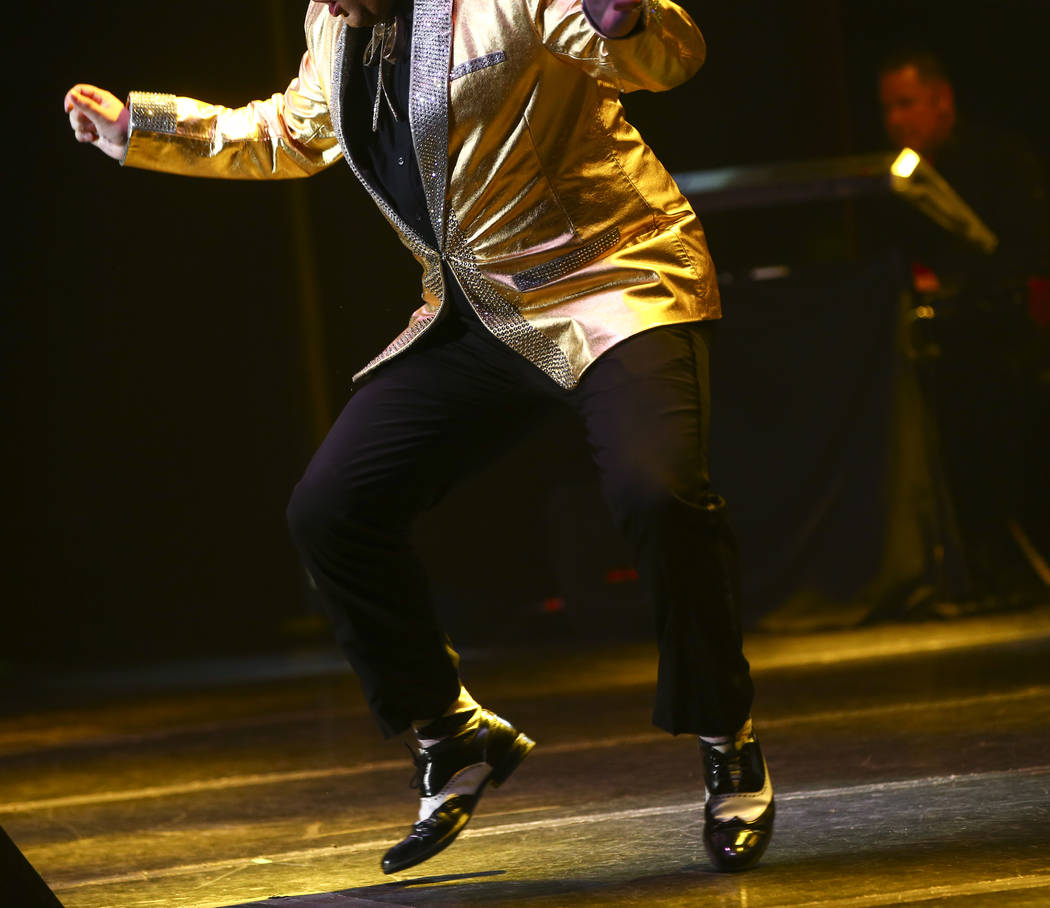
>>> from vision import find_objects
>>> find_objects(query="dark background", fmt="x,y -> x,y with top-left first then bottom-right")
7,1 -> 1049,668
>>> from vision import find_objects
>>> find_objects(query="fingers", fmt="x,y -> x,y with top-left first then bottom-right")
66,85 -> 103,117
75,84 -> 106,104
68,104 -> 99,143
64,84 -> 89,112
64,84 -> 119,122
64,83 -> 131,159
65,85 -> 108,147
67,95 -> 99,143
67,103 -> 90,134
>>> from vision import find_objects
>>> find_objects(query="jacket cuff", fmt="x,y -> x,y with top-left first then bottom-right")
122,91 -> 178,165
582,0 -> 649,40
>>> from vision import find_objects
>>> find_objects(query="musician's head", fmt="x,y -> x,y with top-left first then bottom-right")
878,50 -> 956,158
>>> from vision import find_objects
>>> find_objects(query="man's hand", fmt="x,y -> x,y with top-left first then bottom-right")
64,85 -> 131,161
583,0 -> 643,38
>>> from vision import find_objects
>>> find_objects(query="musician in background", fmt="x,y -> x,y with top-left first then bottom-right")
878,49 -> 1049,291
876,49 -> 1050,608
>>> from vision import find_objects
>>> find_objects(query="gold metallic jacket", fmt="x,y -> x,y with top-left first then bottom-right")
123,0 -> 718,387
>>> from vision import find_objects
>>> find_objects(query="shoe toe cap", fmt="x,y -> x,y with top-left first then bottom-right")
381,798 -> 474,875
703,802 -> 775,872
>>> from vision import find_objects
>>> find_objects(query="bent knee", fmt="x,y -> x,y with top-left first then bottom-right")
607,472 -> 691,525
606,472 -> 722,537
286,471 -> 410,552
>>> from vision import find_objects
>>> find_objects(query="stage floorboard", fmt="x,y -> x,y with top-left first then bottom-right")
3,605 -> 1049,907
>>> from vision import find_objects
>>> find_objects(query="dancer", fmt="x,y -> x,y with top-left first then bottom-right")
65,0 -> 774,874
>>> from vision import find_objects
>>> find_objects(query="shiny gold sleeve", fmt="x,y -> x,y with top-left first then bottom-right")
122,47 -> 342,179
532,0 -> 705,93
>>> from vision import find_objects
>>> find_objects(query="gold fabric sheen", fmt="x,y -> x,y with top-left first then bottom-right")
122,0 -> 720,388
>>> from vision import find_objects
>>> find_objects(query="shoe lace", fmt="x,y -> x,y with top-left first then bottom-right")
401,743 -> 446,835
707,743 -> 745,792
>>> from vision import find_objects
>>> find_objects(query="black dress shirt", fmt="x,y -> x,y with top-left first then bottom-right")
347,1 -> 480,328
358,2 -> 435,246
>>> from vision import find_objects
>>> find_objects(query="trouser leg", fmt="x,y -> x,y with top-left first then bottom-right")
572,323 -> 754,736
286,320 -> 549,737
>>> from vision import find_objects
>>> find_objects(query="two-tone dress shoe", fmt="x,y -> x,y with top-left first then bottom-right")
381,709 -> 535,874
700,727 -> 774,872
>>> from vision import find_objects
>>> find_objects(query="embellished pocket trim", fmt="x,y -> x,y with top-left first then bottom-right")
511,227 -> 621,292
450,51 -> 507,81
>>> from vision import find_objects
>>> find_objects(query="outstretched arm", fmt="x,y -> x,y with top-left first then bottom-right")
64,16 -> 342,182
117,74 -> 342,180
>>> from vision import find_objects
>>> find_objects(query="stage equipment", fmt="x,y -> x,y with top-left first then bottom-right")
676,147 -> 997,256
672,150 -> 1004,619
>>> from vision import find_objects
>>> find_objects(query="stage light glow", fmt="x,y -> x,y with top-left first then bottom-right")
891,148 -> 920,179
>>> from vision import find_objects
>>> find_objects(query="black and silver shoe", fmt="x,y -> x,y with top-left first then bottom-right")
700,728 -> 774,872
381,709 -> 535,875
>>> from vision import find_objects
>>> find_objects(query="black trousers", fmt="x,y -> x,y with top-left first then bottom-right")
287,309 -> 754,738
